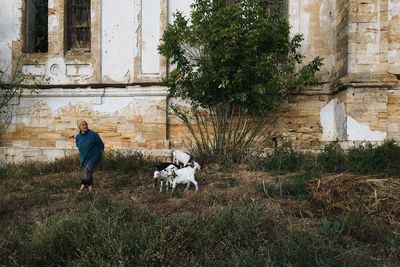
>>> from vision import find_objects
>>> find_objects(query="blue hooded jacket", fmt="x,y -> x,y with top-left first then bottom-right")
76,129 -> 104,167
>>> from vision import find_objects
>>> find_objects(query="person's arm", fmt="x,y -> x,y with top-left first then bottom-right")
75,133 -> 79,148
95,132 -> 105,151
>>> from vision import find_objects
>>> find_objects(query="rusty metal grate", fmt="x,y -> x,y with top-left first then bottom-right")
67,0 -> 91,51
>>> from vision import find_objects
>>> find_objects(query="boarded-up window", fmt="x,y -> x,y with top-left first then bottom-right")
25,0 -> 48,53
66,0 -> 91,51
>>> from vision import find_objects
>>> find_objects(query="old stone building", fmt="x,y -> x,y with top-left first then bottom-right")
0,0 -> 399,162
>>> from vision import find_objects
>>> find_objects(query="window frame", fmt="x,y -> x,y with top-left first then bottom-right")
24,0 -> 49,53
65,0 -> 91,52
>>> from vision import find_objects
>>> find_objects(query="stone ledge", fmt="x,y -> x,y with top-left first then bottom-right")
19,86 -> 169,98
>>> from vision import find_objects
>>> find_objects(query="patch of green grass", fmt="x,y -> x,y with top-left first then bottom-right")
0,155 -> 79,181
347,140 -> 400,176
0,194 -> 395,266
255,140 -> 400,178
256,171 -> 315,199
254,147 -> 312,173
0,151 -> 154,182
100,150 -> 155,174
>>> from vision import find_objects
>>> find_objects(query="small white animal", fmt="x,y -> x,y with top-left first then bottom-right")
162,164 -> 200,192
188,161 -> 201,170
153,164 -> 178,192
172,150 -> 192,168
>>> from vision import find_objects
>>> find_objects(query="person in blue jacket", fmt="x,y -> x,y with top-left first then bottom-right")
76,119 -> 104,193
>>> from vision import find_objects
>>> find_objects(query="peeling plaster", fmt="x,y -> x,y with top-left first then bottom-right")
321,98 -> 387,142
0,0 -> 14,80
320,99 -> 347,141
347,116 -> 387,141
92,98 -> 133,114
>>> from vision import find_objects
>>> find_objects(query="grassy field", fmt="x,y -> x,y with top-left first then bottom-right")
0,144 -> 399,266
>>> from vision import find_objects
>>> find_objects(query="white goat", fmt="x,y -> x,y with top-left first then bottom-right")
172,150 -> 192,168
153,164 -> 178,192
161,164 -> 200,192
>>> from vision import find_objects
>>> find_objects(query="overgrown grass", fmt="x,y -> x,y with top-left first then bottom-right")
0,155 -> 79,181
0,202 -> 385,266
0,145 -> 399,265
255,140 -> 400,177
0,150 -> 155,181
253,140 -> 400,198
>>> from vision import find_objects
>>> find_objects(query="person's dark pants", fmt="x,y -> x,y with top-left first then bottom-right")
81,165 -> 95,186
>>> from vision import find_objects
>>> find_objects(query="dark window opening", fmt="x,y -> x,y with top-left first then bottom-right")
25,0 -> 48,53
66,0 -> 91,51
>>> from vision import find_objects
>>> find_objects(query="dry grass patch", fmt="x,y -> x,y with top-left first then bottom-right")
309,173 -> 400,227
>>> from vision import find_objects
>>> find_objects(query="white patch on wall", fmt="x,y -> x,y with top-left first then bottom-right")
141,0 -> 161,75
320,99 -> 347,141
93,98 -> 133,114
48,0 -> 55,9
321,98 -> 387,142
66,64 -> 93,76
0,0 -> 14,80
46,58 -> 68,84
168,0 -> 192,23
388,50 -> 397,60
48,14 -> 58,31
101,0 -> 135,82
22,64 -> 46,75
347,116 -> 387,141
298,0 -> 311,53
388,0 -> 400,74
12,0 -> 22,42
388,1 -> 400,20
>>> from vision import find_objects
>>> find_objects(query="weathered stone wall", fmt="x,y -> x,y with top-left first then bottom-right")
0,87 -> 171,162
1,0 -> 169,85
1,0 -> 400,162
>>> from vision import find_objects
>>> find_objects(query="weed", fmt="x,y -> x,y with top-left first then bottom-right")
347,140 -> 400,176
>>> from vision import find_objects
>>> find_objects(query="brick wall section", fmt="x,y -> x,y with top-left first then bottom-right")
347,0 -> 389,75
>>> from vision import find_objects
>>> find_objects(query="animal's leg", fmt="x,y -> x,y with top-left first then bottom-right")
193,180 -> 199,191
185,182 -> 190,191
171,182 -> 176,193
